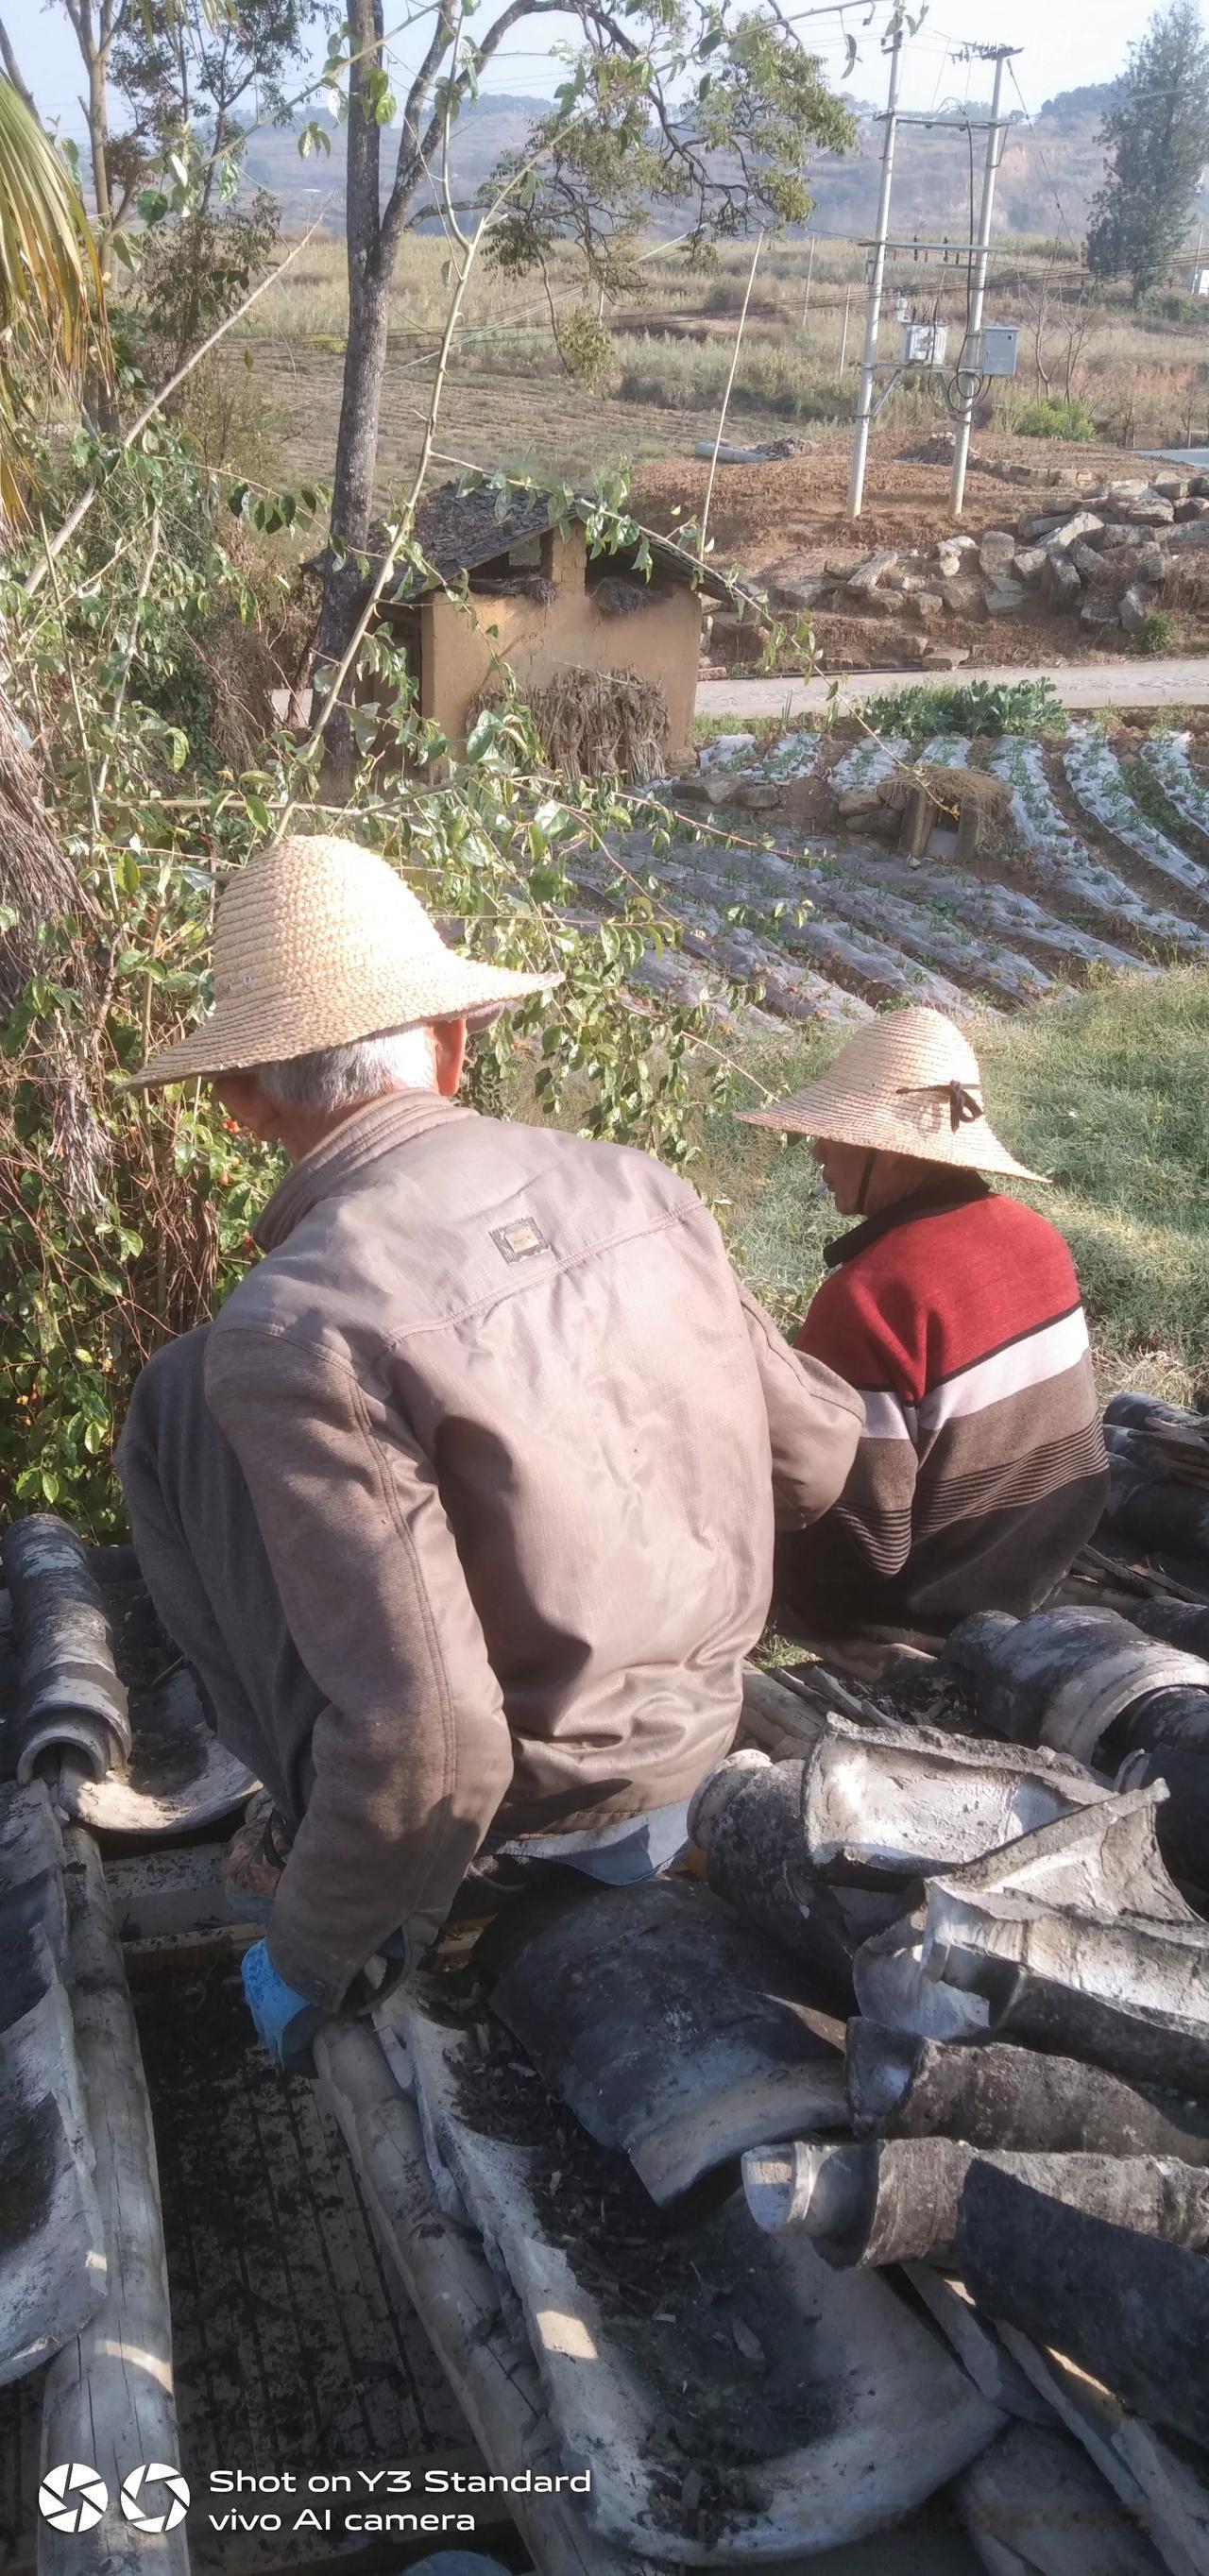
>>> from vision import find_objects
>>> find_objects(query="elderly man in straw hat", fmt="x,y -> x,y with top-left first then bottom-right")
117,834 -> 862,2064
740,1006 -> 1108,1672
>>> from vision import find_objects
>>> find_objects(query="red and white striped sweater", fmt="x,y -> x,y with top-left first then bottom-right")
775,1174 -> 1109,1636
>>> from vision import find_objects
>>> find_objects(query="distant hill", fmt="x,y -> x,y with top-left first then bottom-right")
240,93 -> 552,227
802,84 -> 1127,242
244,78 -> 1209,247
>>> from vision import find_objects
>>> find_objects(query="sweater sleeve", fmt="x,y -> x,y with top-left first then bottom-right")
792,1277 -> 920,1588
738,1284 -> 864,1529
205,1321 -> 516,2009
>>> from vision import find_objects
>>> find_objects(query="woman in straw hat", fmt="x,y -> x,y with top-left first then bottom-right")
116,834 -> 862,2066
739,1006 -> 1108,1673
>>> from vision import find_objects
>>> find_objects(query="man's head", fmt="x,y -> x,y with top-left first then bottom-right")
124,833 -> 560,1113
809,1137 -> 934,1219
215,1020 -> 467,1163
736,1005 -> 1046,1192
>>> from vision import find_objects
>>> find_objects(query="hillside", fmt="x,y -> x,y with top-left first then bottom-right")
239,77 -> 1207,245
240,94 -> 552,227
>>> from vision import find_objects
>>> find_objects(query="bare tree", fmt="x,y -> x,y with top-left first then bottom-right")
1019,257 -> 1094,406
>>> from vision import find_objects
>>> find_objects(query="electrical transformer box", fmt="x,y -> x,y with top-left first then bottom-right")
900,321 -> 947,367
963,324 -> 1019,378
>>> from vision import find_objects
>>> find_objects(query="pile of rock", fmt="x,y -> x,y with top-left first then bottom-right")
775,469 -> 1209,649
984,467 -> 1209,633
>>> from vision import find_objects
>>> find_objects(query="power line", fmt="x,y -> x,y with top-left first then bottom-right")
1005,56 -> 1081,254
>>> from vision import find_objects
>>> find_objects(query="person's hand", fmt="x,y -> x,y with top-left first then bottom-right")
241,1939 -> 323,2069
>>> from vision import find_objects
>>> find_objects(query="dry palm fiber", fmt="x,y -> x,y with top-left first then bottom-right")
0,688 -> 107,1210
470,664 -> 669,783
0,686 -> 87,1007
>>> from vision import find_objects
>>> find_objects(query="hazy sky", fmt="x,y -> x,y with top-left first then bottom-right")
10,0 -> 1166,133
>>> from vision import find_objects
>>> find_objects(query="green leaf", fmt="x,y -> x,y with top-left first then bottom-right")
119,850 -> 142,898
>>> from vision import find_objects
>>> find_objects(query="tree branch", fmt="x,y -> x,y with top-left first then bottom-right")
0,13 -> 36,112
383,0 -> 643,249
384,0 -> 457,240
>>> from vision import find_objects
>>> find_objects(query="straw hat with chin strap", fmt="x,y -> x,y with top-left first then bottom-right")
737,1005 -> 1047,1183
125,833 -> 561,1090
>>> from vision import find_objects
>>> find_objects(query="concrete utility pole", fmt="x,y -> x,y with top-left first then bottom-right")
801,236 -> 816,325
950,45 -> 1017,517
848,29 -> 903,518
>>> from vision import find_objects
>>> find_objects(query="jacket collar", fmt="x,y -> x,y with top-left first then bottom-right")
824,1169 -> 991,1270
256,1090 -> 476,1252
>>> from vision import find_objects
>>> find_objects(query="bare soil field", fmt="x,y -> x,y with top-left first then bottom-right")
632,431 -> 1119,573
629,432 -> 1209,674
250,342 -> 795,489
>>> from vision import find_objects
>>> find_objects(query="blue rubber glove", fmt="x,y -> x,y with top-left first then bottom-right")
241,1939 -> 324,2069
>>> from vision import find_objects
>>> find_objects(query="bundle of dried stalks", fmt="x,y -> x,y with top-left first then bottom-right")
471,664 -> 669,783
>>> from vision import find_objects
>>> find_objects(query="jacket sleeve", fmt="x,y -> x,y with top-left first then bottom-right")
205,1322 -> 517,2010
738,1285 -> 864,1529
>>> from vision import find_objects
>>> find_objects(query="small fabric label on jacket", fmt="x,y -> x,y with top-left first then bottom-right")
491,1216 -> 550,1262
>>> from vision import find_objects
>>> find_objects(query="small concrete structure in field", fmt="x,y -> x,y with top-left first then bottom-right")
369,484 -> 726,771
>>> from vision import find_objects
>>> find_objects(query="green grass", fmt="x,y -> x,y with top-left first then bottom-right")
696,970 -> 1209,1407
613,333 -> 853,426
1008,395 -> 1098,442
691,710 -> 809,745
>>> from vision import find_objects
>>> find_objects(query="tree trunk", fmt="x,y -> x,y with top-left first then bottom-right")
314,262 -> 391,787
316,260 -> 391,658
85,43 -> 120,433
315,0 -> 390,785
86,47 -> 112,270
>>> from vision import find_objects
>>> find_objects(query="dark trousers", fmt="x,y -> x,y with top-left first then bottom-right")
117,1326 -> 326,1831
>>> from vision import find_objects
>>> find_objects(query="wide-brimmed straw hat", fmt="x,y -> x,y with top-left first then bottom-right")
737,1006 -> 1046,1182
126,833 -> 561,1090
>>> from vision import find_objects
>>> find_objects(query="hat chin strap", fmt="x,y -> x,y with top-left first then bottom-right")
855,1150 -> 877,1216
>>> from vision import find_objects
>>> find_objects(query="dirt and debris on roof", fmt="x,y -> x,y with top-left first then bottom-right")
360,478 -> 733,604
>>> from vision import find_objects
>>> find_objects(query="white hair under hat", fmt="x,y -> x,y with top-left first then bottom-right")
125,833 -> 560,1090
738,1005 -> 1046,1183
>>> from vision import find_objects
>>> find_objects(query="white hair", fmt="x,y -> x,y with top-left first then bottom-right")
256,1025 -> 438,1117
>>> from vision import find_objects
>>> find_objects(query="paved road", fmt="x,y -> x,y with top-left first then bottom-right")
696,657 -> 1209,720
